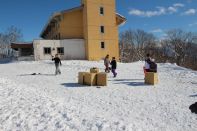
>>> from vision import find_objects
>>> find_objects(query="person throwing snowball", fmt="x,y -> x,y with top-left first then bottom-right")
52,54 -> 62,75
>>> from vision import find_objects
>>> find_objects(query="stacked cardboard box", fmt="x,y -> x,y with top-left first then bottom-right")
90,68 -> 99,73
97,72 -> 107,86
84,73 -> 97,86
78,72 -> 88,84
78,68 -> 107,86
145,72 -> 158,85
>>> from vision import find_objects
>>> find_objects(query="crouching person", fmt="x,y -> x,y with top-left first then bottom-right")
52,54 -> 62,75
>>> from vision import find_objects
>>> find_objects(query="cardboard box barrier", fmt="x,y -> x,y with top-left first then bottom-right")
97,72 -> 107,86
84,73 -> 97,86
145,72 -> 158,85
78,72 -> 88,84
90,68 -> 99,73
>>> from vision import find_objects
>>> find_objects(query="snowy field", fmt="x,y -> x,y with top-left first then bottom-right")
0,60 -> 196,131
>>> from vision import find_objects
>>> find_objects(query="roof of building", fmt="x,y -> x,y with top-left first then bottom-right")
40,5 -> 126,37
116,13 -> 126,20
40,6 -> 83,37
11,42 -> 33,49
116,13 -> 127,25
11,42 -> 33,45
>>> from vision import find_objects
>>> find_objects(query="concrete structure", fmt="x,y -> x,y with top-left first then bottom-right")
33,39 -> 85,60
11,42 -> 33,57
10,42 -> 34,61
39,0 -> 126,61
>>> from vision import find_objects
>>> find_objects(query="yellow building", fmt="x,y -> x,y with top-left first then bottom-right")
40,0 -> 126,61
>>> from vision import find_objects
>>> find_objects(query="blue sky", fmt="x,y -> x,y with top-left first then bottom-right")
0,0 -> 197,41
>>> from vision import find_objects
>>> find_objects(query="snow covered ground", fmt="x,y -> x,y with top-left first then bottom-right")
0,60 -> 196,131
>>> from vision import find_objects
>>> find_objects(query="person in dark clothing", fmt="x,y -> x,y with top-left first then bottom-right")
149,61 -> 157,73
144,53 -> 157,73
110,57 -> 117,77
189,102 -> 197,114
52,54 -> 62,75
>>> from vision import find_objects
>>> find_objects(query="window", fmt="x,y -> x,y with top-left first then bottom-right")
101,42 -> 105,49
100,7 -> 104,15
57,47 -> 64,55
100,26 -> 104,33
44,47 -> 51,55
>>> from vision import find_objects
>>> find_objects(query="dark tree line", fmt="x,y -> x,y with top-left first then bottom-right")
119,29 -> 197,70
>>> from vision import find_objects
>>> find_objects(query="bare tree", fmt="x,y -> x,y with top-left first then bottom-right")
166,29 -> 194,66
119,29 -> 156,62
0,26 -> 23,57
119,30 -> 135,62
119,28 -> 197,70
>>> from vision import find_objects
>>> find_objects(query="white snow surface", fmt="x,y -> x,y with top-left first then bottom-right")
0,60 -> 196,131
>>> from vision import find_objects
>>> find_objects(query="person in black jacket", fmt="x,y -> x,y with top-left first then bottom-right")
52,54 -> 62,75
110,57 -> 117,77
144,53 -> 157,73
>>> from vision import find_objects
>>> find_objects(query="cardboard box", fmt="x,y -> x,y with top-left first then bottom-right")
78,72 -> 88,85
90,68 -> 99,73
97,72 -> 107,86
145,72 -> 158,85
84,73 -> 97,86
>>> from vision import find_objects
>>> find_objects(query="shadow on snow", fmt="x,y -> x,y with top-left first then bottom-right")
114,81 -> 148,86
0,58 -> 14,64
61,83 -> 85,88
109,79 -> 144,82
189,94 -> 197,97
110,78 -> 150,87
18,73 -> 55,76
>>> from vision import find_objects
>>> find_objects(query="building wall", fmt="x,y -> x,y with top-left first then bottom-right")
40,0 -> 121,61
60,9 -> 84,39
83,0 -> 119,61
33,39 -> 85,60
43,9 -> 83,40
